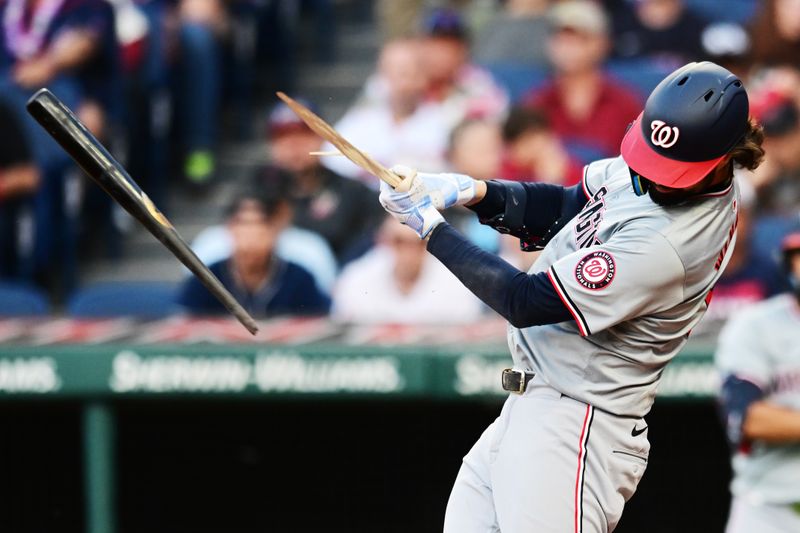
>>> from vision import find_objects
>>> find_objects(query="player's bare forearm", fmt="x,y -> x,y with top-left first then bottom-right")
743,401 -> 800,443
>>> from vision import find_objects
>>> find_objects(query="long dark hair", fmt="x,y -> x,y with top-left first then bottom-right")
727,117 -> 765,173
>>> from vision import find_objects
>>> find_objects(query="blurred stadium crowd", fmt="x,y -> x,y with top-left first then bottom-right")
0,0 -> 799,329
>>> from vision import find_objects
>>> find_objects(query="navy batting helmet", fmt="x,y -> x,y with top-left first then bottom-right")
621,61 -> 749,189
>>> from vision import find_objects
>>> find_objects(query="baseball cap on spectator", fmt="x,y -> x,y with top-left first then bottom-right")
549,0 -> 609,36
423,7 -> 468,41
267,98 -> 317,138
750,90 -> 799,137
702,22 -> 750,61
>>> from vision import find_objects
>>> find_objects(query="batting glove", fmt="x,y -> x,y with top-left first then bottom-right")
390,165 -> 477,210
379,176 -> 444,239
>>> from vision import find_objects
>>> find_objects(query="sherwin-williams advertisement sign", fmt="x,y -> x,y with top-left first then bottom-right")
0,346 -> 718,399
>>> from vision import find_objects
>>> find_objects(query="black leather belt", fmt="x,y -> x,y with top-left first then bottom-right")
501,368 -> 536,394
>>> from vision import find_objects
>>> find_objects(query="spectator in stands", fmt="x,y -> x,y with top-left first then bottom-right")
0,100 -> 39,281
612,0 -> 710,68
377,0 -> 425,40
176,0 -> 272,186
742,84 -> 800,263
445,117 -> 504,251
700,21 -> 751,79
322,39 -> 450,185
750,90 -> 800,215
447,118 -> 503,181
523,0 -> 641,162
749,0 -> 800,68
266,99 -> 384,262
73,1 -> 125,259
177,189 -> 330,318
122,0 -> 174,211
176,0 -> 226,186
0,0 -> 118,295
332,216 -> 483,324
419,7 -> 509,128
0,0 -> 118,135
500,106 -> 583,184
473,0 -> 552,68
190,165 -> 338,294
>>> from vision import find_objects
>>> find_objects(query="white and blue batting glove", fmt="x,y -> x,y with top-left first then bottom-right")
379,176 -> 445,239
390,165 -> 476,210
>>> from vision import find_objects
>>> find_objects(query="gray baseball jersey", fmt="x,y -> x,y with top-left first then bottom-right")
715,293 -> 800,504
509,156 -> 740,417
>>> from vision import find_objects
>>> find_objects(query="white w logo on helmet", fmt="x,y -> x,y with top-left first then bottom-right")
650,120 -> 680,148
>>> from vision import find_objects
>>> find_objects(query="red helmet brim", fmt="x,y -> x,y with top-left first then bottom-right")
621,113 -> 726,189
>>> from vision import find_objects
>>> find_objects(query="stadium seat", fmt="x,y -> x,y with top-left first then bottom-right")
685,0 -> 758,24
0,282 -> 51,316
483,63 -> 549,103
67,282 -> 179,319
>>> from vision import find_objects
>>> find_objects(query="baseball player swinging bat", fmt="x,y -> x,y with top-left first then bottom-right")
26,88 -> 259,335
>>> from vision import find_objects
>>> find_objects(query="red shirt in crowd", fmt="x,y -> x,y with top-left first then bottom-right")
499,156 -> 583,186
523,76 -> 642,160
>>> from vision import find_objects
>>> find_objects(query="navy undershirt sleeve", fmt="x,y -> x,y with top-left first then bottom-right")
426,223 -> 572,328
562,182 -> 591,217
719,375 -> 765,447
467,181 -> 589,237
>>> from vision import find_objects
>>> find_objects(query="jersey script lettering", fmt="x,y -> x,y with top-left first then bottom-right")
574,186 -> 608,249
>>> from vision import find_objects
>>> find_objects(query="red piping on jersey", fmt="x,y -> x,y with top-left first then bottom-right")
574,404 -> 593,533
695,181 -> 734,198
715,212 -> 739,270
581,165 -> 591,200
548,269 -> 589,336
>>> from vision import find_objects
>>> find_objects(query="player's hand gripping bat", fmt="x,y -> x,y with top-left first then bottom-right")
26,88 -> 259,335
275,92 -> 406,189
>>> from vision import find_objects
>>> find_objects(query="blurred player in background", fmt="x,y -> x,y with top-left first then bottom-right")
716,232 -> 800,533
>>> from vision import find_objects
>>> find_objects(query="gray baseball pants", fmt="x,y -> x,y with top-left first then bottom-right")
443,374 -> 649,532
